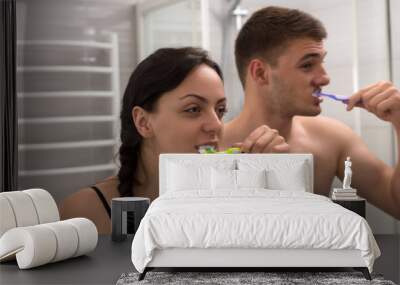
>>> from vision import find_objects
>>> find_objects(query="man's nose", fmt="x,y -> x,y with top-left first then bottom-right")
314,68 -> 330,87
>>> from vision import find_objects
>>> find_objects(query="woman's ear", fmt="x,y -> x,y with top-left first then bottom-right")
248,58 -> 270,86
132,106 -> 154,138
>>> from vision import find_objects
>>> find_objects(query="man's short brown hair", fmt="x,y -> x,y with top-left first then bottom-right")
235,6 -> 327,86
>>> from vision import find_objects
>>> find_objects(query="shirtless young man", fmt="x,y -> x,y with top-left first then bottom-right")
222,6 -> 400,219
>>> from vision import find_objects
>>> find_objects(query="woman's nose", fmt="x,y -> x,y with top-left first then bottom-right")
202,110 -> 223,134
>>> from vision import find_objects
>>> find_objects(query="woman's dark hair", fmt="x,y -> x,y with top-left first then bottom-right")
118,47 -> 223,197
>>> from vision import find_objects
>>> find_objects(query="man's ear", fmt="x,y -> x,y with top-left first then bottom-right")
247,58 -> 270,86
132,106 -> 154,138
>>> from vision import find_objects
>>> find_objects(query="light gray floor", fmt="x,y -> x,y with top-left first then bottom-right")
0,235 -> 398,285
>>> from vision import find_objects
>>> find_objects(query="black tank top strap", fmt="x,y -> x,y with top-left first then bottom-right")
91,186 -> 111,218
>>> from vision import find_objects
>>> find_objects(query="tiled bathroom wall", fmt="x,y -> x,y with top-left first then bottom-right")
16,0 -> 138,202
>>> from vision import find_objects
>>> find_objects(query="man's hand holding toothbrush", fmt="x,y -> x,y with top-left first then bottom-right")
347,81 -> 400,128
233,125 -> 290,153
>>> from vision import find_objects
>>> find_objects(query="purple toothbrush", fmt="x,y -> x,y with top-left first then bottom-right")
313,91 -> 350,103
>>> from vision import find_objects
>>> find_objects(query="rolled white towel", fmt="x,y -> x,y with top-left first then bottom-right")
0,225 -> 57,268
0,196 -> 17,237
64,218 -> 98,257
0,189 -> 59,238
0,191 -> 39,228
42,221 -> 79,263
23,189 -> 59,224
0,218 -> 98,269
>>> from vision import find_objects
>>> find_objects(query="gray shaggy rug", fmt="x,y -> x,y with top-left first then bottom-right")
116,271 -> 396,285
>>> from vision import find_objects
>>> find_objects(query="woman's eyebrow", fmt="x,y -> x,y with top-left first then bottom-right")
179,94 -> 207,102
179,94 -> 226,104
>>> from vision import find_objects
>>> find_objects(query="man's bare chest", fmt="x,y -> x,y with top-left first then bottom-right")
288,137 -> 338,196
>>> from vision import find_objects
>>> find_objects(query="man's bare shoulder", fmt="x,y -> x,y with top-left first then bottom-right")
296,115 -> 355,140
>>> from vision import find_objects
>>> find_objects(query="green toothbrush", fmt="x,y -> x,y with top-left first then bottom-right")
198,146 -> 241,154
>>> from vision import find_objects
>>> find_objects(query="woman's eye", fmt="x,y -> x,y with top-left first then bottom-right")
184,106 -> 201,114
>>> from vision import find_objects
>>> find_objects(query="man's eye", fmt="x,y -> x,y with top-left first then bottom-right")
216,106 -> 228,118
301,62 -> 313,70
